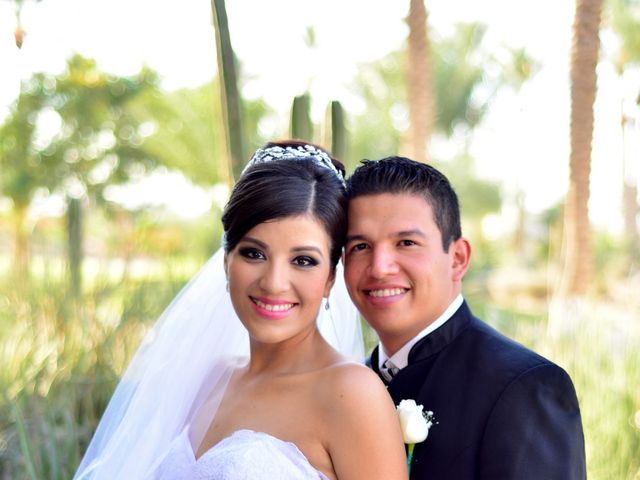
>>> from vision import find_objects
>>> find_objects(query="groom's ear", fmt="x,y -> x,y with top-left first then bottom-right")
450,237 -> 471,282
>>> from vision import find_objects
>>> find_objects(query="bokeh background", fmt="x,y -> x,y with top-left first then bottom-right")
1,0 -> 639,478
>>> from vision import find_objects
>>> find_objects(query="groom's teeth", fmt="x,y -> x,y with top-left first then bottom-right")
254,299 -> 294,311
368,288 -> 405,297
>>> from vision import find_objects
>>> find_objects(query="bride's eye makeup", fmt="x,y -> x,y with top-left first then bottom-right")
292,255 -> 319,267
238,247 -> 266,261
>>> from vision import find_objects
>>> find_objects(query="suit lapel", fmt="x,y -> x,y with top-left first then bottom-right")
407,301 -> 472,363
368,301 -> 473,401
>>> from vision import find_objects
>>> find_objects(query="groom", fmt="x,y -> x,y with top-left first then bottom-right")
343,156 -> 586,479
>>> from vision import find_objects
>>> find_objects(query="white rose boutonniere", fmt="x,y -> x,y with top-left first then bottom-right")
396,399 -> 435,474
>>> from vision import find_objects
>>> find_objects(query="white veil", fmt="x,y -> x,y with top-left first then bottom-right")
73,249 -> 363,479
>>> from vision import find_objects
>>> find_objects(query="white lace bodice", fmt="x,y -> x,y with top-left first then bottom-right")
151,428 -> 330,479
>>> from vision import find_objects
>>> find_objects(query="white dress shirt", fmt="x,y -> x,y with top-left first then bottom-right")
378,294 -> 464,373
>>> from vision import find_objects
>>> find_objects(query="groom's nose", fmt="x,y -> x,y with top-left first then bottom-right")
368,246 -> 400,278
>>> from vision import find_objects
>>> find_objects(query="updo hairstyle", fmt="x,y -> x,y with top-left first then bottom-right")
221,141 -> 347,271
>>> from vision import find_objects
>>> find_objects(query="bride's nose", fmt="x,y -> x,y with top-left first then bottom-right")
258,260 -> 290,293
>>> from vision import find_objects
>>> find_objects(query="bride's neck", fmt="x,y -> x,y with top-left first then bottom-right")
246,329 -> 334,376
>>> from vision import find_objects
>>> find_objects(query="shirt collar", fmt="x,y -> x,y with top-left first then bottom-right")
378,294 -> 463,371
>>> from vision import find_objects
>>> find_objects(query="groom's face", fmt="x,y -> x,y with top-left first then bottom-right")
344,193 -> 464,355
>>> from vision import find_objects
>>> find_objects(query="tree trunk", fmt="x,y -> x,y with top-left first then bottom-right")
14,203 -> 30,279
67,196 -> 83,297
406,0 -> 435,163
623,180 -> 639,265
511,190 -> 526,257
211,0 -> 245,183
622,114 -> 639,269
557,0 -> 602,297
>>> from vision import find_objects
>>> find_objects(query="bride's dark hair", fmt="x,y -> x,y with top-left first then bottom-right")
222,140 -> 347,270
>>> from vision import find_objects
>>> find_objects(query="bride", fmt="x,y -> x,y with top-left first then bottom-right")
74,141 -> 408,479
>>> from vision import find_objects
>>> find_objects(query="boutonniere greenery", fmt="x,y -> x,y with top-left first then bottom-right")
396,399 -> 435,475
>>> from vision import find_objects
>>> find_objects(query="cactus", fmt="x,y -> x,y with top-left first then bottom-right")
291,95 -> 349,165
290,94 -> 313,142
327,100 -> 347,162
211,0 -> 245,183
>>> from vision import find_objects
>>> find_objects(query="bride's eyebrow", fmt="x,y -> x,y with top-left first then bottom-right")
239,238 -> 324,258
239,237 -> 268,249
291,246 -> 324,258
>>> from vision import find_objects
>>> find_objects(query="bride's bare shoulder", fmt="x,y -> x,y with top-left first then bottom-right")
315,363 -> 409,479
318,361 -> 390,406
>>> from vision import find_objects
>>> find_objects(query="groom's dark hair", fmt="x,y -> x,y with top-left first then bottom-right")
346,156 -> 461,251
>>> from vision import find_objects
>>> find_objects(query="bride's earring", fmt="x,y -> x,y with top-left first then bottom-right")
324,298 -> 330,311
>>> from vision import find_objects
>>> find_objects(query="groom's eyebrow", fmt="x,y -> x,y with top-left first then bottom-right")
346,229 -> 426,243
396,229 -> 427,238
345,233 -> 368,243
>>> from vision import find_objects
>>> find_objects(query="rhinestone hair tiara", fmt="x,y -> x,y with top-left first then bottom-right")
244,144 -> 345,185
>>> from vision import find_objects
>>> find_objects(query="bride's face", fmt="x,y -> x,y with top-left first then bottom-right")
224,214 -> 335,345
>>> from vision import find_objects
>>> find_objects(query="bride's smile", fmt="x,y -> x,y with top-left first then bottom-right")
250,296 -> 297,316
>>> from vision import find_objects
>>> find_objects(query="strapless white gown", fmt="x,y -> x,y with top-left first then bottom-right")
151,428 -> 330,479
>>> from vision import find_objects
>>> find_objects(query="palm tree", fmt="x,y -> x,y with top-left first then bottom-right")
557,0 -> 603,297
348,23 -> 492,168
610,0 -> 640,267
405,0 -> 435,163
622,113 -> 639,265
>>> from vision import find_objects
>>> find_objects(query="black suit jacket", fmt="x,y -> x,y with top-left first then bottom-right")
370,301 -> 585,479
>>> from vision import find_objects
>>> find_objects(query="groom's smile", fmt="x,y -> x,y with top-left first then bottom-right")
367,287 -> 408,297
364,286 -> 410,306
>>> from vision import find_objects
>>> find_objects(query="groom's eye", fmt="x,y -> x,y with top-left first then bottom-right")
399,239 -> 416,247
350,243 -> 369,252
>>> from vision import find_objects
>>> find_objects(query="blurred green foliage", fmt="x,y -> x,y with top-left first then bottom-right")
129,83 -> 268,187
609,0 -> 640,67
0,54 -> 162,289
0,54 -> 160,209
432,23 -> 489,136
347,22 -> 505,170
0,266 -> 193,479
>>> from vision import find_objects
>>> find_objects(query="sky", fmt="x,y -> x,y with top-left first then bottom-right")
1,0 -> 639,231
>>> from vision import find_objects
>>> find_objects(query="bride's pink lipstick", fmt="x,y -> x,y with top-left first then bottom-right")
250,296 -> 297,319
